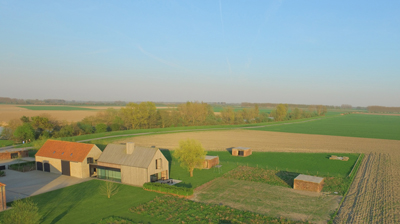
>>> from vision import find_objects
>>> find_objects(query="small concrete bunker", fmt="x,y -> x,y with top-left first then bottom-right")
203,156 -> 219,169
294,174 -> 324,193
232,147 -> 252,157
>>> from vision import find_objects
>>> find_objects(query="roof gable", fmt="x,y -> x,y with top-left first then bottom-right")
98,144 -> 158,168
35,140 -> 96,162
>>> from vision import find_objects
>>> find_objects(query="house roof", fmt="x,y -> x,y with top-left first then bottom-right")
295,174 -> 324,184
0,182 -> 5,187
97,144 -> 158,168
35,140 -> 96,163
0,147 -> 29,154
233,147 -> 250,150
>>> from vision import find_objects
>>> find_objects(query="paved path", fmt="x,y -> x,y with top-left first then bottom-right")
1,170 -> 91,202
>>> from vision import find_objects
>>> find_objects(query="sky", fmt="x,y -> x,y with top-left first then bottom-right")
0,1 -> 399,107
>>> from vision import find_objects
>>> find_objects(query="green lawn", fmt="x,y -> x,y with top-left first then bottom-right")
1,180 -> 165,224
206,151 -> 359,177
0,139 -> 14,147
18,106 -> 96,111
253,114 -> 400,140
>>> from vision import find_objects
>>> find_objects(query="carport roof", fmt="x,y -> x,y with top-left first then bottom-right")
35,140 -> 96,162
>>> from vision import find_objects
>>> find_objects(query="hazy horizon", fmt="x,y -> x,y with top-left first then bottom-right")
1,1 -> 399,107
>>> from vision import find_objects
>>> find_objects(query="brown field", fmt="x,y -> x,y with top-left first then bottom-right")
116,129 -> 400,223
0,105 -> 98,124
0,105 -> 176,125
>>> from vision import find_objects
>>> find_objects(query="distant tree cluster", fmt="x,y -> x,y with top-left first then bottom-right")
367,106 -> 400,113
0,102 -> 327,145
0,97 -> 126,105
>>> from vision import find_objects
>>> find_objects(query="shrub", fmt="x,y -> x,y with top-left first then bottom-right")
95,123 -> 108,133
143,182 -> 193,196
2,198 -> 41,224
0,170 -> 5,177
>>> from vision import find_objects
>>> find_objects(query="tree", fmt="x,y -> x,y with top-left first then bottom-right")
2,198 -> 41,224
95,123 -> 108,133
99,181 -> 119,199
275,104 -> 288,121
20,116 -> 30,123
174,139 -> 206,177
13,123 -> 35,142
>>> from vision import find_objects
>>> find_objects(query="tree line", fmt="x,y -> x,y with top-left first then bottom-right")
1,102 -> 327,143
367,106 -> 400,113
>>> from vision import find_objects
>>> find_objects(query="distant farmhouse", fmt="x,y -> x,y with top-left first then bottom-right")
35,140 -> 102,178
97,143 -> 169,186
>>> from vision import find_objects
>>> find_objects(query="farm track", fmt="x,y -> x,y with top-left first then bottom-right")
335,153 -> 400,224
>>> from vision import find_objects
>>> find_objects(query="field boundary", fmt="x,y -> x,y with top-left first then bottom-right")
330,153 -> 365,223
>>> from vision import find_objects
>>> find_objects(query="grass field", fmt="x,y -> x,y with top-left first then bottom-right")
254,114 -> 400,140
0,139 -> 14,147
194,178 -> 340,223
18,106 -> 97,111
207,151 -> 358,177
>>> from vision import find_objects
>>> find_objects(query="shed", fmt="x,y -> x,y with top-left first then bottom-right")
232,147 -> 252,157
294,174 -> 324,193
203,156 -> 219,169
35,140 -> 102,178
0,147 -> 29,160
0,182 -> 5,211
97,142 -> 169,186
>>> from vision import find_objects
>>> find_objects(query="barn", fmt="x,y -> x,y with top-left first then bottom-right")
203,156 -> 219,169
96,143 -> 169,186
35,140 -> 102,178
232,147 -> 252,157
293,174 -> 324,193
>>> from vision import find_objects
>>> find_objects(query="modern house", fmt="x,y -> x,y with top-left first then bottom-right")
203,156 -> 219,169
96,143 -> 169,186
232,147 -> 252,157
35,140 -> 102,178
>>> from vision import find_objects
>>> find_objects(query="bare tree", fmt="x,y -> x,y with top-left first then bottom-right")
99,181 -> 119,199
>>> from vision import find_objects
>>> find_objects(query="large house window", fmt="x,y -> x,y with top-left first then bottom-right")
97,166 -> 121,182
156,158 -> 162,169
87,157 -> 94,164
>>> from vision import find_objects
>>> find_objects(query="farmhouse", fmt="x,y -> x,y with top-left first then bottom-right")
294,174 -> 324,193
232,147 -> 252,157
0,182 -> 5,211
96,143 -> 169,186
203,156 -> 219,169
35,140 -> 102,178
0,148 -> 29,161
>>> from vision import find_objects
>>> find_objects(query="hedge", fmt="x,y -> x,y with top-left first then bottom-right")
143,182 -> 193,196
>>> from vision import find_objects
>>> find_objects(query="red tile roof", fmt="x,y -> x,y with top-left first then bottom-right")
35,140 -> 95,162
0,182 -> 5,187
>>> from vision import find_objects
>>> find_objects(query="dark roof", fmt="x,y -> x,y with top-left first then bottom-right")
205,155 -> 218,160
0,147 -> 29,154
97,144 -> 158,168
35,140 -> 96,162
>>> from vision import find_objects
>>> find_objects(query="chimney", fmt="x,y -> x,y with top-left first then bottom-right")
126,142 -> 135,154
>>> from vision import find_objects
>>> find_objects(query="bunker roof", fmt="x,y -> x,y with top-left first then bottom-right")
233,147 -> 250,150
205,155 -> 218,160
295,174 -> 324,184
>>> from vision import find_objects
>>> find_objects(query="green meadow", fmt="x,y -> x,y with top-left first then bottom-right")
254,114 -> 400,140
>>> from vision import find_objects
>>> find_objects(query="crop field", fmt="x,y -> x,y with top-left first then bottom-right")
335,153 -> 400,223
253,114 -> 400,141
18,105 -> 97,111
194,178 -> 340,223
116,129 -> 400,154
0,105 -> 100,124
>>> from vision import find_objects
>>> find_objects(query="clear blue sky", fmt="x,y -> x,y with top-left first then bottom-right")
1,1 -> 399,106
